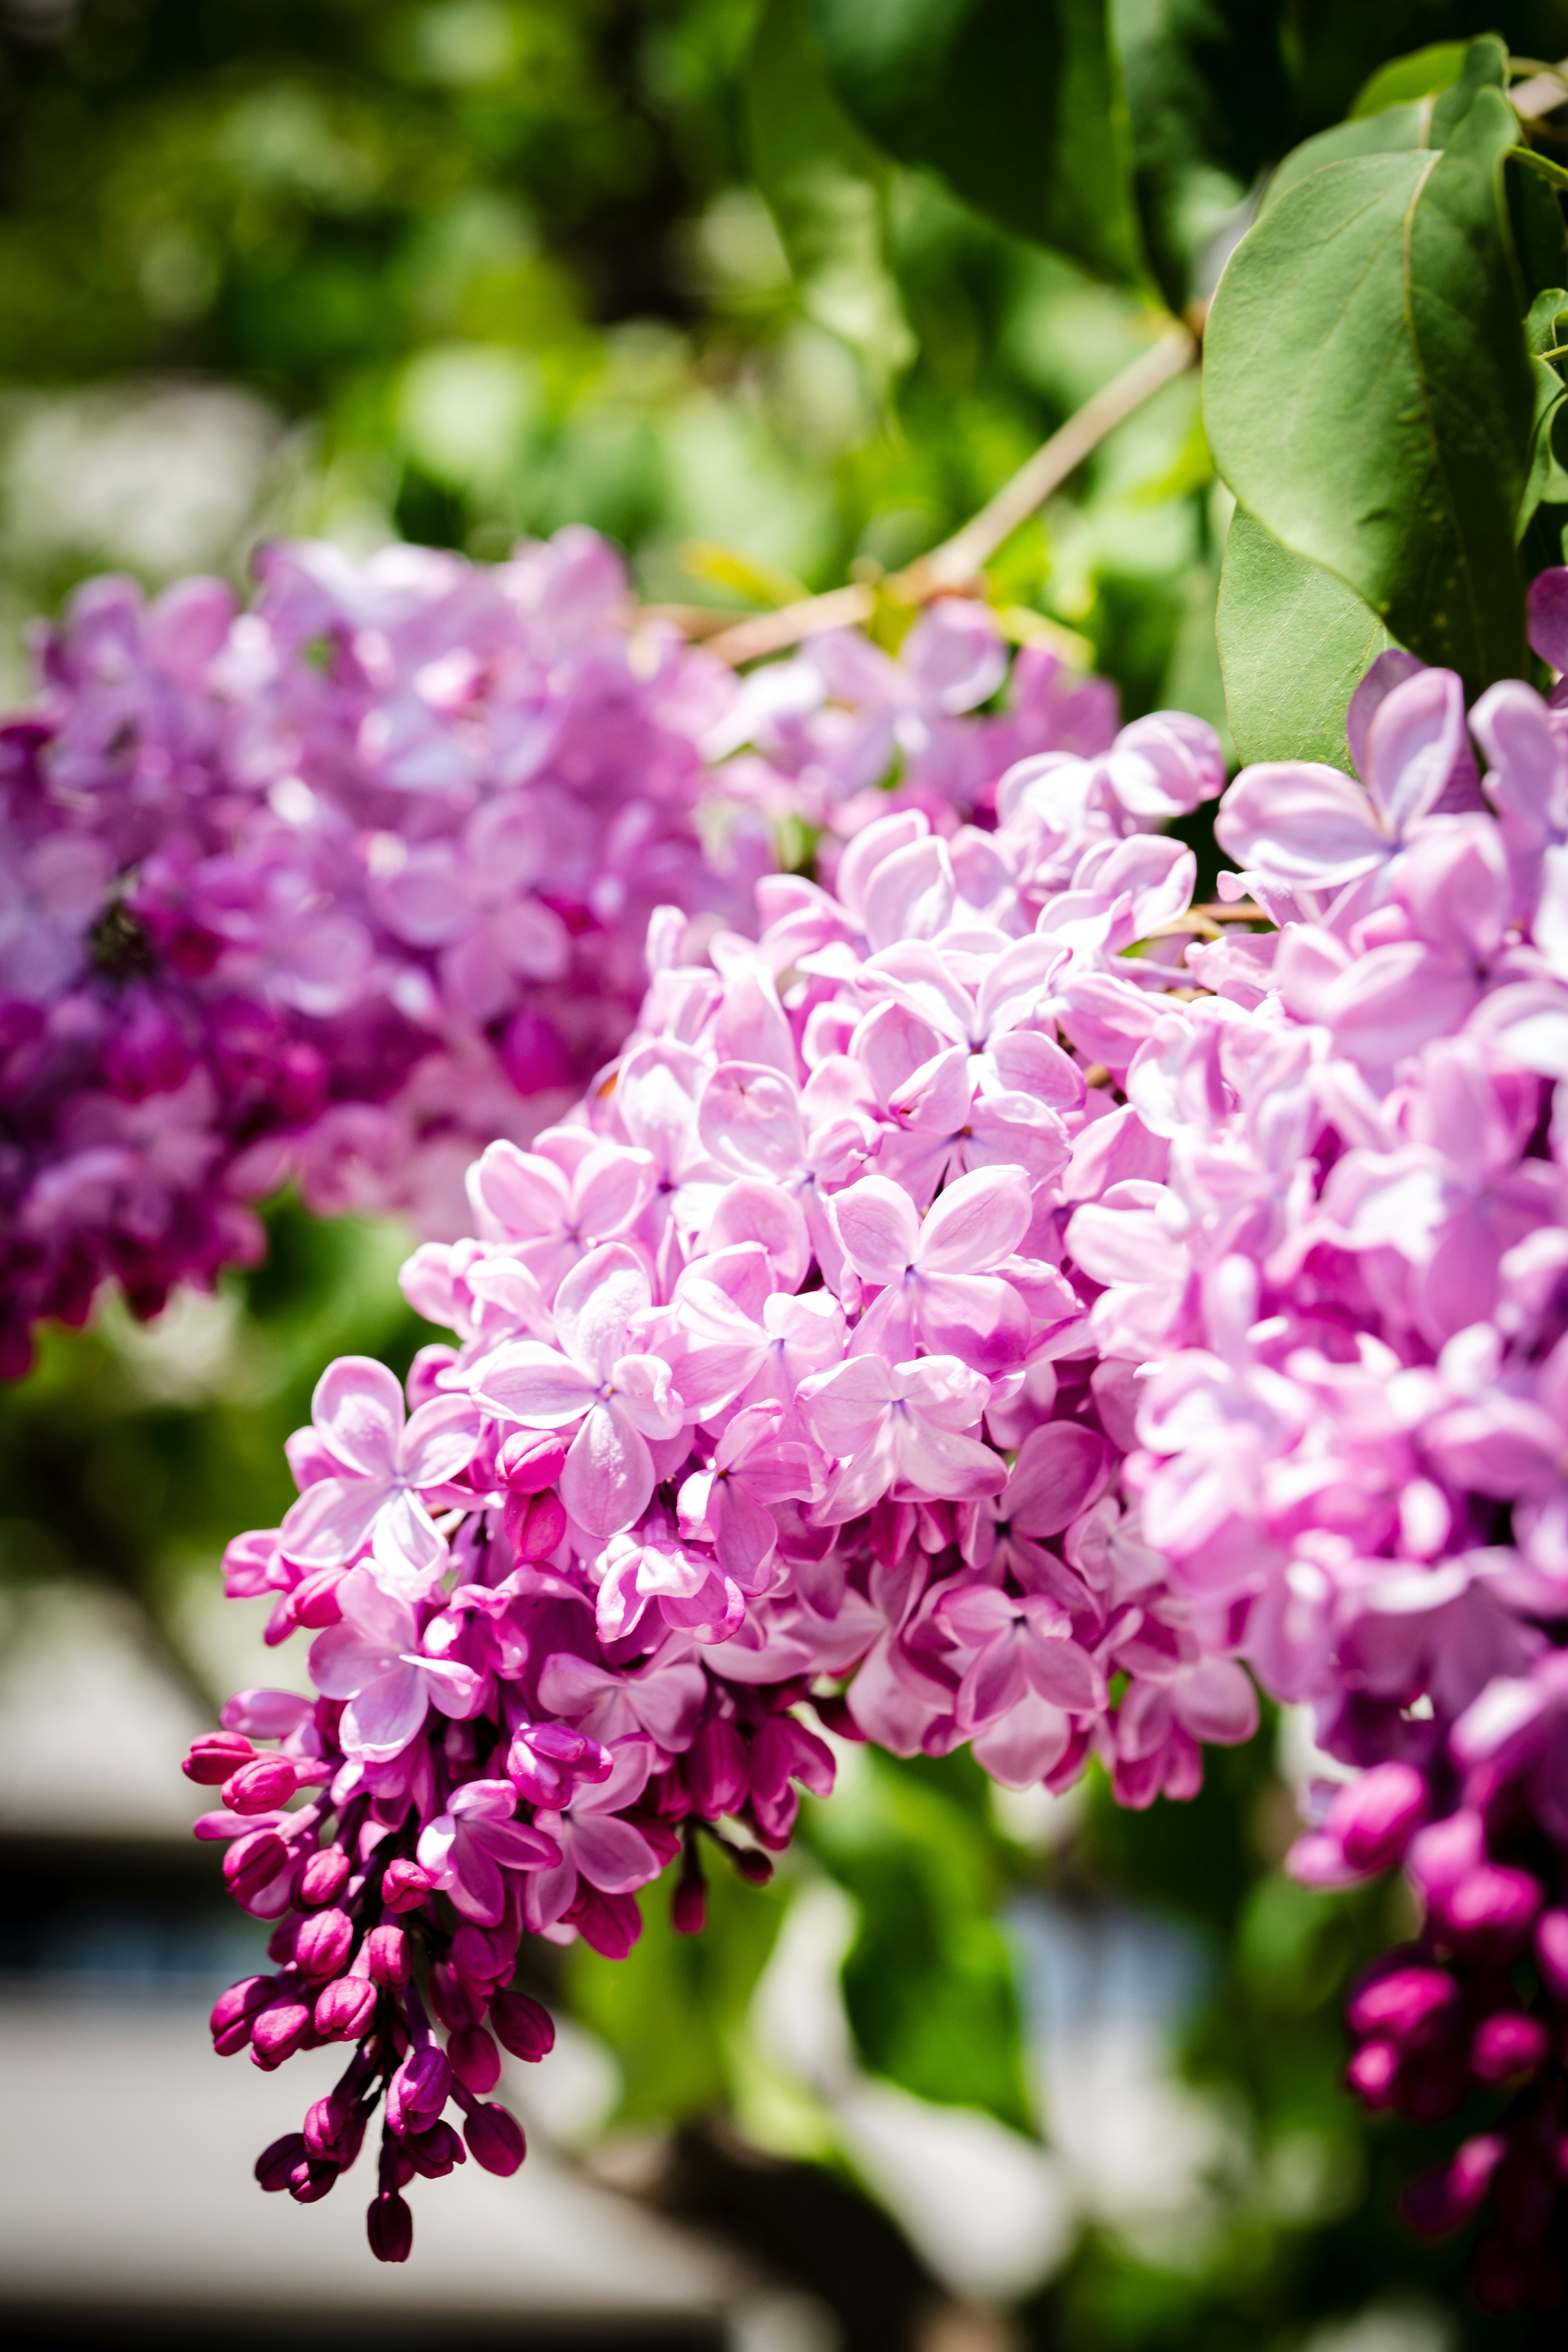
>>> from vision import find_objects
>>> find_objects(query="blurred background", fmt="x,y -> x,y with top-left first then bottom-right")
4,2 -> 1568,2347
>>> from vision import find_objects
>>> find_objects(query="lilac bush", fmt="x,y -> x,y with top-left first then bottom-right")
0,537 -> 1111,1376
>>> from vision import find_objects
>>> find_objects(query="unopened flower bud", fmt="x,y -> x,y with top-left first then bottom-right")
1472,2012 -> 1549,2083
290,1567 -> 344,1630
382,1858 -> 435,1913
463,2100 -> 527,2176
185,1731 -> 253,1786
296,1846 -> 351,1908
251,1998 -> 312,2067
499,1429 -> 568,1494
223,1828 -> 288,1904
296,1907 -> 354,1981
1329,1762 -> 1427,1873
288,2155 -> 339,2204
671,1875 -> 707,1936
1444,1864 -> 1542,1947
365,1925 -> 410,1987
367,2191 -> 414,2263
1537,1908 -> 1568,2000
388,2045 -> 452,2136
450,1923 -> 512,1988
315,1974 -> 377,2040
504,1486 -> 567,1560
688,1718 -> 748,1818
211,1974 -> 276,2056
1345,2038 -> 1400,2108
1401,2133 -> 1507,2236
489,1989 -> 555,2062
731,1844 -> 774,1887
403,2119 -> 467,2178
254,2132 -> 306,2192
222,1755 -> 299,1813
1346,1966 -> 1457,2049
448,2026 -> 502,2094
430,1960 -> 480,2035
304,2091 -> 354,2160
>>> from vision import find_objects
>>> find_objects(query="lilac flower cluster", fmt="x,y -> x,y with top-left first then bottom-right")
193,701 -> 1245,2257
1059,587 -> 1568,2314
0,528 -> 766,1372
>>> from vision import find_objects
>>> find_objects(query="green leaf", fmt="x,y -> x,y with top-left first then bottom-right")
806,1750 -> 1035,2134
744,0 -> 915,391
566,1862 -> 788,2127
803,0 -> 1145,285
1348,40 -> 1469,119
1205,54 -> 1535,695
1216,507 -> 1390,766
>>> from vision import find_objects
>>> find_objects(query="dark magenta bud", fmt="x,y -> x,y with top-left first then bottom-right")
388,2045 -> 452,2136
222,1755 -> 299,1814
448,2026 -> 502,2095
304,2091 -> 354,2160
255,2132 -> 308,2193
671,1875 -> 707,1936
504,1486 -> 567,1560
498,1428 -> 568,1494
250,1998 -> 312,2067
185,1731 -> 253,1786
315,1973 -> 377,2040
731,1845 -> 775,1888
463,2100 -> 526,2177
296,1907 -> 354,1981
1330,1762 -> 1428,1873
287,2155 -> 339,2204
688,1718 -> 748,1819
403,2119 -> 467,2179
1472,2012 -> 1550,2083
211,1974 -> 275,2056
291,1567 -> 344,1630
489,1989 -> 555,2062
1536,1908 -> 1568,2000
1401,2133 -> 1507,2236
450,1923 -> 512,1987
1345,2038 -> 1400,2109
223,1828 -> 288,1904
382,1858 -> 435,1913
430,1961 -> 480,2036
367,2191 -> 413,2263
1346,1966 -> 1457,2049
365,1925 -> 411,1987
296,1846 -> 352,1908
1445,1864 -> 1543,1947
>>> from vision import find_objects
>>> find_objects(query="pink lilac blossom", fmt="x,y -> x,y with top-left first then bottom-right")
1048,575 -> 1568,2316
0,558 -> 1120,1375
192,695 -> 1242,2259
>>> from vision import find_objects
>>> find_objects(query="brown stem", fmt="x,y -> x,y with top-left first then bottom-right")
701,321 -> 1199,668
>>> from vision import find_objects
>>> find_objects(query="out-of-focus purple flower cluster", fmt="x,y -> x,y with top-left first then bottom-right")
0,528 -> 764,1372
0,547 -> 1121,1378
1061,577 -> 1568,2314
193,700 -> 1245,2258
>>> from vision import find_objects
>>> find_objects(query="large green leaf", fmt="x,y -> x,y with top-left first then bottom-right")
1216,506 -> 1390,766
803,0 -> 1145,284
1205,51 -> 1535,694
